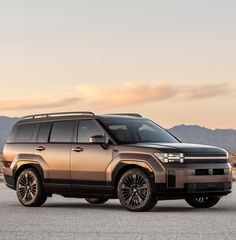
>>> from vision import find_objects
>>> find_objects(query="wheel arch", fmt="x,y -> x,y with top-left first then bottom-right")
112,161 -> 155,191
13,162 -> 44,188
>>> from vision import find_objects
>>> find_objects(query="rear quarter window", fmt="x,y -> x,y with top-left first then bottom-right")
7,123 -> 39,143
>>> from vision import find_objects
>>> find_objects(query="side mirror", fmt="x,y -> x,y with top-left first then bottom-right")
89,135 -> 106,144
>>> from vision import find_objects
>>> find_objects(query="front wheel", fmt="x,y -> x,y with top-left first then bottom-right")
117,168 -> 157,212
16,168 -> 47,207
85,198 -> 109,204
185,196 -> 220,208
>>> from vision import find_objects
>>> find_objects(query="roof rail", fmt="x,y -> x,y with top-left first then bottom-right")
23,111 -> 95,119
108,113 -> 142,118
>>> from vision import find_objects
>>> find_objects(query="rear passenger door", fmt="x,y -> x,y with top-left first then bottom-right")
71,120 -> 113,183
34,120 -> 76,187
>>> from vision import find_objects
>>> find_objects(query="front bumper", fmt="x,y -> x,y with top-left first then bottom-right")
154,163 -> 232,199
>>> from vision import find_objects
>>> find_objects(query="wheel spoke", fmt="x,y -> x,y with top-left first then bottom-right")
28,190 -> 34,200
23,192 -> 27,202
19,188 -> 26,198
25,173 -> 29,184
137,190 -> 147,201
132,174 -> 137,185
129,195 -> 135,206
18,184 -> 25,189
19,176 -> 26,185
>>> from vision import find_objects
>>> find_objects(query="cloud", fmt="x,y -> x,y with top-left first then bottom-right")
0,82 -> 231,113
76,82 -> 231,110
76,82 -> 180,109
0,96 -> 80,111
183,83 -> 230,100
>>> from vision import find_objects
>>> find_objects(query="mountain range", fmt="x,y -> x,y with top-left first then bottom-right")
0,116 -> 236,152
169,125 -> 236,152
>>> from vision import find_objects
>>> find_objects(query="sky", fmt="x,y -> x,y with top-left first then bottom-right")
0,0 -> 236,129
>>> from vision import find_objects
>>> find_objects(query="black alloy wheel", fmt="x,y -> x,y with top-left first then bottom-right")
117,168 -> 157,212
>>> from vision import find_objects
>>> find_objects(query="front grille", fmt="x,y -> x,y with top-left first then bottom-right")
184,153 -> 228,164
185,182 -> 232,192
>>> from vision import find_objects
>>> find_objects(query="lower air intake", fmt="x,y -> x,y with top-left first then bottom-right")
185,182 -> 232,192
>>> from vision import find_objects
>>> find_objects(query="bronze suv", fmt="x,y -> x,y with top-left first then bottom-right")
2,112 -> 232,211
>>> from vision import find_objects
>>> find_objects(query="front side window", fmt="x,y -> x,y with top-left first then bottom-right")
50,121 -> 76,143
8,124 -> 39,143
77,120 -> 106,143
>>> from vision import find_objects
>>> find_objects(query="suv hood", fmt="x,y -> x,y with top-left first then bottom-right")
126,142 -> 227,154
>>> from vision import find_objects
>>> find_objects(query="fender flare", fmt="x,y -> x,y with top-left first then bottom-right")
112,160 -> 155,186
13,161 -> 44,186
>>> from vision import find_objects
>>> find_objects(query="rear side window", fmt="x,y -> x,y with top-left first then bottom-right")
50,121 -> 76,143
37,122 -> 52,143
8,124 -> 39,143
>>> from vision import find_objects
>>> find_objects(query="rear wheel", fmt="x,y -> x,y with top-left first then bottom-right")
185,196 -> 220,208
16,168 -> 47,207
117,168 -> 157,212
85,198 -> 109,204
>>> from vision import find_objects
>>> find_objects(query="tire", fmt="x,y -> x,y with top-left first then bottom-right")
185,196 -> 220,208
85,198 -> 109,204
117,168 -> 157,212
16,168 -> 47,207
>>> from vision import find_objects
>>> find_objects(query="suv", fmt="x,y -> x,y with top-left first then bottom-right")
2,112 -> 232,211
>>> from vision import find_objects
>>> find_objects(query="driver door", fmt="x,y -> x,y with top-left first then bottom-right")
71,120 -> 113,185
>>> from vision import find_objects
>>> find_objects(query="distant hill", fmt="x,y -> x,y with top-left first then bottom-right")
0,116 -> 236,152
169,125 -> 236,152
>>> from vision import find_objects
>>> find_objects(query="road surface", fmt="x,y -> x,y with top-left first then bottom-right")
0,183 -> 235,240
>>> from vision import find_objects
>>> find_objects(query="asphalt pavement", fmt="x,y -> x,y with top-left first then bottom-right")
0,183 -> 235,240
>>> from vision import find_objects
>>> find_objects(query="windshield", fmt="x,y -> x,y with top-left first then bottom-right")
99,118 -> 179,144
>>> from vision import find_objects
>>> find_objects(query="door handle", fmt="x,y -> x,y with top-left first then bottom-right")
35,146 -> 45,151
72,146 -> 84,152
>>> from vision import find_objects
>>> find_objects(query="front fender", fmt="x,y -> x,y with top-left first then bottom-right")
107,152 -> 166,183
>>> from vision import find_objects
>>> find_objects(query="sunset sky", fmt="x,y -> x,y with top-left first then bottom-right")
0,0 -> 236,129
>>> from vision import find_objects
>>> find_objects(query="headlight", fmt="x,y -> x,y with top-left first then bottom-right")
154,152 -> 184,163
